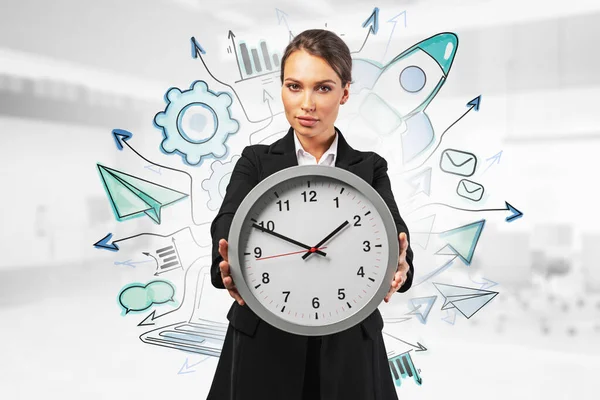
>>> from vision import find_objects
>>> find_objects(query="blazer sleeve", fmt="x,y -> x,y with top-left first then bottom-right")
371,153 -> 415,293
210,146 -> 260,289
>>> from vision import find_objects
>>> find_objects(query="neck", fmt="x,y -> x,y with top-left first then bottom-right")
295,127 -> 336,161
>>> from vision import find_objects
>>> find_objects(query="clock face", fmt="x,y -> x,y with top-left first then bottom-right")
228,166 -> 398,336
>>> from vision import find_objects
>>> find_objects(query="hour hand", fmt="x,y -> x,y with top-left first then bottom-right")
302,220 -> 349,260
251,223 -> 327,257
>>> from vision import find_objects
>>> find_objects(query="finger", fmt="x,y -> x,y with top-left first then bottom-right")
222,275 -> 235,289
394,270 -> 402,286
399,232 -> 409,252
399,251 -> 407,266
218,239 -> 229,262
228,288 -> 245,306
219,260 -> 230,277
397,260 -> 409,274
384,285 -> 395,303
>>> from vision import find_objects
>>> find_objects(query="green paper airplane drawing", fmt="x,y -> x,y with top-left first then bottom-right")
97,164 -> 188,224
436,219 -> 485,265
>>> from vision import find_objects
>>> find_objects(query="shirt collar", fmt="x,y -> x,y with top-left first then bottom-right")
293,130 -> 339,164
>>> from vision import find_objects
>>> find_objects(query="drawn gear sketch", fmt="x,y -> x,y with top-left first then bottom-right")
154,80 -> 239,166
201,155 -> 240,211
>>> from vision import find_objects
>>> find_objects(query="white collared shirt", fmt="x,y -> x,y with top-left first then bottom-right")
293,130 -> 339,166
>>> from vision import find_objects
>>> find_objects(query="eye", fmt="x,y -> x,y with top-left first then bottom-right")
286,83 -> 300,91
318,85 -> 332,92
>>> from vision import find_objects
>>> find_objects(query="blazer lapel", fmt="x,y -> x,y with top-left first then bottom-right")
335,127 -> 373,184
259,127 -> 298,180
257,126 -> 374,185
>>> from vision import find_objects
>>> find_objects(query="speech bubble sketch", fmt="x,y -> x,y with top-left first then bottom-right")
118,280 -> 177,316
139,265 -> 229,357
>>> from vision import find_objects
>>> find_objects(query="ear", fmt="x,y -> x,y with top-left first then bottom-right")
340,82 -> 350,105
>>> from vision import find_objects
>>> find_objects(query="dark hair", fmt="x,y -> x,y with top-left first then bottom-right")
280,29 -> 353,87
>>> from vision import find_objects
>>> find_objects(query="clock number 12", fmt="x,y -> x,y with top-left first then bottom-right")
302,191 -> 317,202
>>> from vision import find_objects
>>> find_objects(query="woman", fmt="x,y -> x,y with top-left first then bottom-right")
208,29 -> 414,400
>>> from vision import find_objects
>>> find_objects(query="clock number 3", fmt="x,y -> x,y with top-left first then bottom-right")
363,241 -> 371,252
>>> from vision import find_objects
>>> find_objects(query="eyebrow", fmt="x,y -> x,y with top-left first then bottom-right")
284,78 -> 337,85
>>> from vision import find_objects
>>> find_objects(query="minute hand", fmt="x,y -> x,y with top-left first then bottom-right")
251,223 -> 327,257
302,220 -> 349,260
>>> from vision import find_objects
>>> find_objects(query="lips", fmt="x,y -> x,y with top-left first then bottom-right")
297,116 -> 319,127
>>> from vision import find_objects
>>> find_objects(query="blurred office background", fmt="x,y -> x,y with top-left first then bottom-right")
0,0 -> 599,398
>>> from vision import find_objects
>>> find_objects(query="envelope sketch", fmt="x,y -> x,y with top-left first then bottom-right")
439,149 -> 477,176
456,179 -> 484,201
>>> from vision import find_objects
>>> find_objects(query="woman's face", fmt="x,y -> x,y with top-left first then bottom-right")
281,49 -> 349,141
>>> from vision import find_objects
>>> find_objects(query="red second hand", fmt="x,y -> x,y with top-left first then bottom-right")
255,247 -> 328,261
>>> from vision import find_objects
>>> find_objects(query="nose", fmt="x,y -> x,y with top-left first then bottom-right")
301,91 -> 315,112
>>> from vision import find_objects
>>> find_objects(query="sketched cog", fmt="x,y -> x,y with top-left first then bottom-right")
154,80 -> 239,166
201,155 -> 240,211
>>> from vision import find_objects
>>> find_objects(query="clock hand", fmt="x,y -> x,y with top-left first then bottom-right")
255,247 -> 328,261
251,223 -> 327,257
302,220 -> 350,260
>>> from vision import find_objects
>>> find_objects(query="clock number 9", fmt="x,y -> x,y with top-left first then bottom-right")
312,297 -> 320,309
254,247 -> 262,258
262,273 -> 270,284
363,241 -> 371,252
301,190 -> 317,202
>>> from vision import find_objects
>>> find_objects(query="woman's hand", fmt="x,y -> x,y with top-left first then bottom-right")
383,232 -> 410,303
218,239 -> 245,306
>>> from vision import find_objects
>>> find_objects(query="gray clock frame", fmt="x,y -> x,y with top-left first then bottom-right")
228,165 -> 399,336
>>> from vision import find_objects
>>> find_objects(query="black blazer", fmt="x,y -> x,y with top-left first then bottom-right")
208,126 -> 414,399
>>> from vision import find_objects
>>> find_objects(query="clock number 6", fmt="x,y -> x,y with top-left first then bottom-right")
312,297 -> 320,309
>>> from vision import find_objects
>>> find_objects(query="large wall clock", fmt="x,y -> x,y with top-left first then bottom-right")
228,165 -> 399,336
